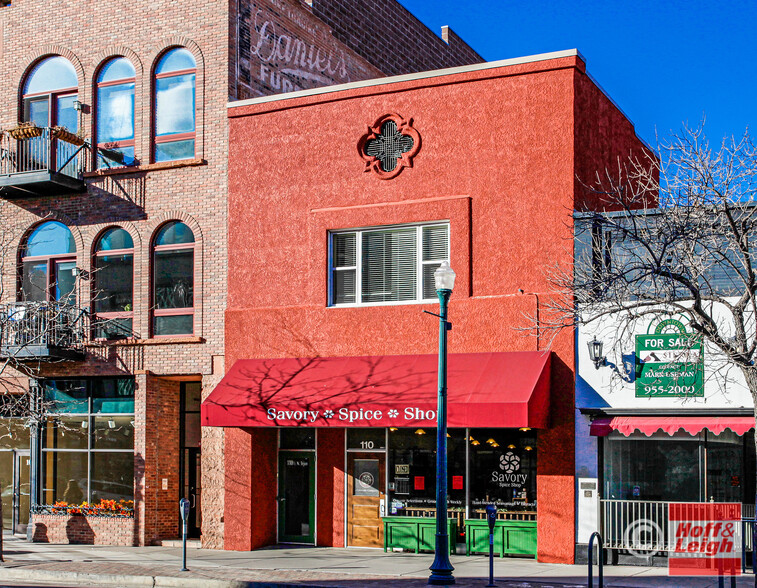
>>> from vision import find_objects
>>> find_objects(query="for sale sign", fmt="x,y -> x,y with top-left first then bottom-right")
668,503 -> 741,576
636,319 -> 704,397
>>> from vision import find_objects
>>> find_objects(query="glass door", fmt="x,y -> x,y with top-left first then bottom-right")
187,447 -> 201,538
13,450 -> 31,535
1,451 -> 12,533
55,94 -> 79,175
54,260 -> 77,305
277,451 -> 315,544
22,96 -> 51,170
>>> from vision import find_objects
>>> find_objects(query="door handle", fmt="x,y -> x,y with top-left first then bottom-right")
190,494 -> 196,509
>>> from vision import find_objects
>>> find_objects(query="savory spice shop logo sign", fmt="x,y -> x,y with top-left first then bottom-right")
491,452 -> 527,487
635,318 -> 704,398
265,406 -> 436,424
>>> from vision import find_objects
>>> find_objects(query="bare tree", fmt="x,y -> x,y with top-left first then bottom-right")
0,221 -> 92,553
543,123 -> 757,509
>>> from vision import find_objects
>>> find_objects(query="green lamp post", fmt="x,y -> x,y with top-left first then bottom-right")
428,260 -> 456,585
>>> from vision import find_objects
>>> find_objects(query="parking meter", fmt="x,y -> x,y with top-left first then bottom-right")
179,498 -> 190,571
486,504 -> 497,532
485,504 -> 497,587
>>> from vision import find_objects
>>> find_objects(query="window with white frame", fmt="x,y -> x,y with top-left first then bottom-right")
330,223 -> 449,305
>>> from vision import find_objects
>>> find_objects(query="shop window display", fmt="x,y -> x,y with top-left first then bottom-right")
387,427 -> 465,516
603,430 -> 755,503
469,428 -> 537,513
41,378 -> 135,505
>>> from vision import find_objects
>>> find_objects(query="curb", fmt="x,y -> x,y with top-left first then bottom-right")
0,568 -> 336,588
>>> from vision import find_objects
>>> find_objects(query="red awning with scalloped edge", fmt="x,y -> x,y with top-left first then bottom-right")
590,416 -> 754,437
202,352 -> 551,429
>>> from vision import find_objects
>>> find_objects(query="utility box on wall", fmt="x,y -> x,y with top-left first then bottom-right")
577,477 -> 599,543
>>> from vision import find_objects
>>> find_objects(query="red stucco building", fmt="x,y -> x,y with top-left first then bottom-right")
205,49 -> 649,563
0,0 -> 481,548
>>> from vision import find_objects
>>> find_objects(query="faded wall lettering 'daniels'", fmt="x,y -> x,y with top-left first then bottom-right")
236,0 -> 382,99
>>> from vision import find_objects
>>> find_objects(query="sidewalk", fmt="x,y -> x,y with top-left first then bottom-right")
0,534 -> 754,588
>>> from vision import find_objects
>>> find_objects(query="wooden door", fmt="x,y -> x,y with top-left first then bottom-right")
347,452 -> 385,547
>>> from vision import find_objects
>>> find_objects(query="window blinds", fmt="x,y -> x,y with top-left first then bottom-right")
331,224 -> 449,305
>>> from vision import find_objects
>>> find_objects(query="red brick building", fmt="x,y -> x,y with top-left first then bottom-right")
206,50 -> 649,563
0,0 -> 480,548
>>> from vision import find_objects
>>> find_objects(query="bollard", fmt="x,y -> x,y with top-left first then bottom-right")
588,531 -> 603,588
179,498 -> 190,572
485,504 -> 497,587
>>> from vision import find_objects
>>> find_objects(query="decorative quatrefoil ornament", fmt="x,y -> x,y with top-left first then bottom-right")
358,113 -> 421,179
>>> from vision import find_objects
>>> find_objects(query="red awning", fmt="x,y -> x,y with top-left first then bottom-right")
202,352 -> 551,429
590,416 -> 755,437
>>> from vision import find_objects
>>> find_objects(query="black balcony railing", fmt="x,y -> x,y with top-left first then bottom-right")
0,127 -> 90,197
0,302 -> 89,359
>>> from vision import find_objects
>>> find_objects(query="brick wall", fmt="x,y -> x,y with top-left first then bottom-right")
232,0 -> 384,100
31,514 -> 136,546
0,0 -> 230,548
230,0 -> 482,101
0,0 -> 481,551
310,0 -> 483,76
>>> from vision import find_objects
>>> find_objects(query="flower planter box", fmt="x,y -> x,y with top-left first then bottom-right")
383,516 -> 457,554
51,126 -> 85,146
30,512 -> 136,546
465,519 -> 536,558
8,123 -> 42,140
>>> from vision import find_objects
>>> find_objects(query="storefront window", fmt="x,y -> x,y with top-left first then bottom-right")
469,428 -> 537,513
279,428 -> 315,450
0,418 -> 31,449
605,431 -> 701,501
347,428 -> 385,450
707,430 -> 744,503
602,430 -> 754,503
41,378 -> 135,504
387,427 -> 465,515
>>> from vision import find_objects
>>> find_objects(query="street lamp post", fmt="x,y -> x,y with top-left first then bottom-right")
428,260 -> 456,585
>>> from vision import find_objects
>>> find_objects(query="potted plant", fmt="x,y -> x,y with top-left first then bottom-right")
50,126 -> 85,146
7,121 -> 42,140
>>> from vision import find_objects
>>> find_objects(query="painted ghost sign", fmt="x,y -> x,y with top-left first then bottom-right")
236,0 -> 383,99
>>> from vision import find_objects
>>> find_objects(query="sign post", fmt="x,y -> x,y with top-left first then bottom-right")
179,498 -> 190,572
486,504 -> 497,587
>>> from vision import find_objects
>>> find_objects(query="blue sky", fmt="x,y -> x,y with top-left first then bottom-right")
398,0 -> 757,148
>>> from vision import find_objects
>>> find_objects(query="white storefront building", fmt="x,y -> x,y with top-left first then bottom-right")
575,309 -> 755,559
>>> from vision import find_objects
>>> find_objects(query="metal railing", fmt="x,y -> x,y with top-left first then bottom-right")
602,499 -> 671,551
601,499 -> 756,554
0,302 -> 89,352
0,127 -> 90,178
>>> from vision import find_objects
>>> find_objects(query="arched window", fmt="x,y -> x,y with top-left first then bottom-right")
93,227 -> 134,339
153,48 -> 196,163
23,56 -> 78,130
96,57 -> 135,168
21,221 -> 77,304
22,56 -> 79,172
152,221 -> 194,336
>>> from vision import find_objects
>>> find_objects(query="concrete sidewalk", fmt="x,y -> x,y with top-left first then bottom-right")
0,535 -> 754,588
